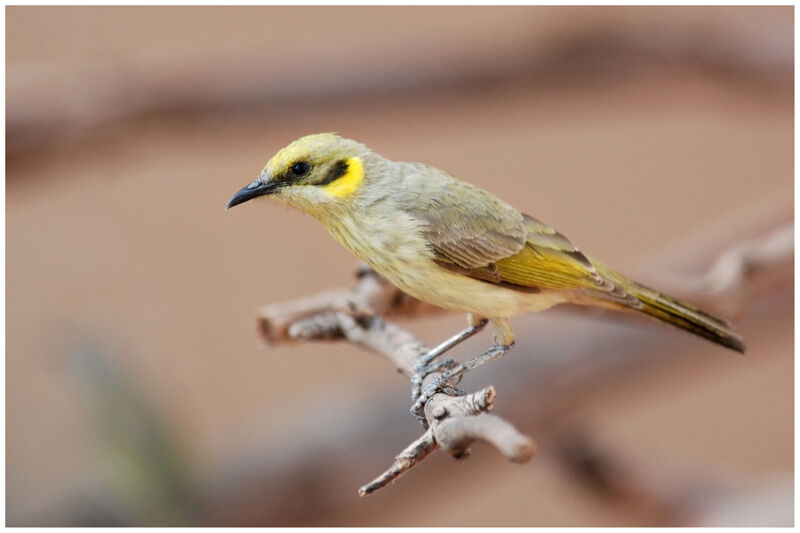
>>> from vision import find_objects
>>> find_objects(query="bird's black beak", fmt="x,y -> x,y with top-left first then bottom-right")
226,180 -> 279,209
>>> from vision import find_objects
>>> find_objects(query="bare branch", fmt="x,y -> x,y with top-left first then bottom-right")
357,385 -> 535,496
358,428 -> 437,496
258,267 -> 535,494
257,263 -> 440,346
693,223 -> 792,294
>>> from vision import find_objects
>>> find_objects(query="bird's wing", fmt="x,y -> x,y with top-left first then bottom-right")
407,165 -> 529,268
492,214 -> 626,295
420,193 -> 635,303
404,164 -> 635,304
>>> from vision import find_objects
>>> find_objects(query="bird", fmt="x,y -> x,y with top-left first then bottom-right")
227,133 -> 745,415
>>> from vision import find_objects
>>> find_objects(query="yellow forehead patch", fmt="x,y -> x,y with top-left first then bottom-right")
264,144 -> 306,176
263,133 -> 342,176
323,157 -> 364,198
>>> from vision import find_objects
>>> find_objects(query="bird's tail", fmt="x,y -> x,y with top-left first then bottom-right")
592,262 -> 746,353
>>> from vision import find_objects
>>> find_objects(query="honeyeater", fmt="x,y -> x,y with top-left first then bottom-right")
227,133 -> 745,412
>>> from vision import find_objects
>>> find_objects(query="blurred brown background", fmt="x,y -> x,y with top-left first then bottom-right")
6,6 -> 793,526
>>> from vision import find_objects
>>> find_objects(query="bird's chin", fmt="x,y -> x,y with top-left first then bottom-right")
275,188 -> 340,218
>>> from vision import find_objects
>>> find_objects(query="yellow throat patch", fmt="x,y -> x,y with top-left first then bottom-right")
323,157 -> 364,198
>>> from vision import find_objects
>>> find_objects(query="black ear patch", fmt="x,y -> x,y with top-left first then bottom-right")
317,159 -> 349,186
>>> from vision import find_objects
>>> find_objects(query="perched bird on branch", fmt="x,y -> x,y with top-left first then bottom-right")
226,133 -> 745,415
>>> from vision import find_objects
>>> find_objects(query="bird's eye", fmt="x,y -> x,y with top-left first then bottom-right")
291,161 -> 310,177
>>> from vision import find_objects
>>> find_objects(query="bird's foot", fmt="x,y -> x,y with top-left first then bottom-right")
410,362 -> 467,420
410,342 -> 514,420
411,357 -> 460,404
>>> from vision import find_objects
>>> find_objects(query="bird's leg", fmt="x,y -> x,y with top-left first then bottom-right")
414,316 -> 489,371
410,316 -> 488,401
411,319 -> 516,419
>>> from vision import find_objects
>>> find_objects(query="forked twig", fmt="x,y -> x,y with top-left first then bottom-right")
258,268 -> 534,495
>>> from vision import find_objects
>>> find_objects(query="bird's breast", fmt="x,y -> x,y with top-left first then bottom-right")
324,210 -> 432,276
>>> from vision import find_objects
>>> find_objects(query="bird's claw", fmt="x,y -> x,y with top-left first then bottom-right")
410,367 -> 465,420
410,357 -> 463,419
411,357 -> 458,399
410,378 -> 463,419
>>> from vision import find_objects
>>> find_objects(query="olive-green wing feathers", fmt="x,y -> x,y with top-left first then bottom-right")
493,215 -> 625,296
405,164 -> 528,269
412,178 -> 630,303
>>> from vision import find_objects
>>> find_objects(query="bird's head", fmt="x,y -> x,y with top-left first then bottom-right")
226,133 -> 373,218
